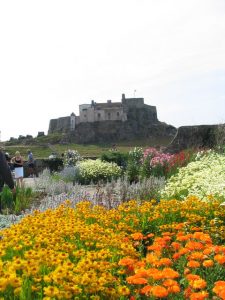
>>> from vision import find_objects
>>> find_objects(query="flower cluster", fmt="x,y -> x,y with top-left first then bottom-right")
141,147 -> 175,178
161,150 -> 225,200
63,149 -> 82,167
0,196 -> 224,299
78,159 -> 122,184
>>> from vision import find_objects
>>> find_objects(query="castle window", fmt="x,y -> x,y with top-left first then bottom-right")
84,114 -> 86,118
108,113 -> 111,119
97,113 -> 101,118
117,112 -> 120,116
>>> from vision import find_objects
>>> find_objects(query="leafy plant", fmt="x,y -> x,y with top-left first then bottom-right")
101,150 -> 128,170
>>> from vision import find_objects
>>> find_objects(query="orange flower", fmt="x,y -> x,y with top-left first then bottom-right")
126,276 -> 148,285
167,284 -> 180,294
189,279 -> 207,290
131,232 -> 144,240
186,274 -> 201,281
187,260 -> 201,268
202,259 -> 214,267
151,285 -> 168,298
140,285 -> 152,295
118,257 -> 136,266
156,258 -> 172,267
188,252 -> 205,261
147,233 -> 154,238
161,268 -> 179,279
214,254 -> 225,265
213,281 -> 225,299
163,279 -> 178,287
186,241 -> 204,251
189,291 -> 209,300
146,268 -> 163,280
171,242 -> 181,250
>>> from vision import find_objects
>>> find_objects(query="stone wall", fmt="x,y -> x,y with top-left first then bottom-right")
166,125 -> 218,153
48,116 -> 71,134
65,120 -> 176,144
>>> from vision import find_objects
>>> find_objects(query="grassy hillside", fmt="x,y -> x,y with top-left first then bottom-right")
2,134 -> 173,159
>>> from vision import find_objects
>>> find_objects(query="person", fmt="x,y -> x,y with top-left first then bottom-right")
0,148 -> 16,212
27,149 -> 35,177
11,151 -> 24,188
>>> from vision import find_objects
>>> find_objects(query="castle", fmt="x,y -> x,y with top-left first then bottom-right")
48,94 -> 176,144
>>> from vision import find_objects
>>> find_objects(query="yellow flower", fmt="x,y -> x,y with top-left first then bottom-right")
44,286 -> 60,297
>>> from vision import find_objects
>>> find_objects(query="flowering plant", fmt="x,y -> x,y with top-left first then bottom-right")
78,159 -> 122,184
63,149 -> 82,167
161,150 -> 225,201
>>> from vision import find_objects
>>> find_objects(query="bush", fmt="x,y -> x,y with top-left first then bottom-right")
100,150 -> 128,170
59,166 -> 80,185
63,149 -> 82,167
161,150 -> 225,201
126,147 -> 143,182
78,159 -> 122,184
45,157 -> 63,173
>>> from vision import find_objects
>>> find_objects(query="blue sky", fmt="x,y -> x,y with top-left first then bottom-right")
0,0 -> 225,141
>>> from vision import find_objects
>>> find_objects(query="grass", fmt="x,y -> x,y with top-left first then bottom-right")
2,135 -> 173,159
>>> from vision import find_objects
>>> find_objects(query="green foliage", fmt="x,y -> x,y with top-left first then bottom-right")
100,150 -> 128,170
0,186 -> 35,214
45,157 -> 63,173
126,147 -> 143,182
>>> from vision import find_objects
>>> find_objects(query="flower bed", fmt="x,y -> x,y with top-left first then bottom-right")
161,150 -> 225,201
0,197 -> 224,299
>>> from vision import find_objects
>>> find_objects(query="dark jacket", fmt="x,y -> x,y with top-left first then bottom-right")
0,150 -> 14,192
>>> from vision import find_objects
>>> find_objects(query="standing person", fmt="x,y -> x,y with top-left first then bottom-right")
0,148 -> 15,212
27,149 -> 35,177
11,151 -> 24,188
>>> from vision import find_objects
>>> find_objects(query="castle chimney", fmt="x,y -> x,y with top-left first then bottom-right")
107,100 -> 112,103
122,93 -> 125,100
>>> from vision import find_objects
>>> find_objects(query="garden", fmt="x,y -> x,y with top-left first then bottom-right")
0,146 -> 225,299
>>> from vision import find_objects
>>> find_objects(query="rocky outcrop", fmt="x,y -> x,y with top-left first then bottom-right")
63,120 -> 176,144
166,125 -> 218,153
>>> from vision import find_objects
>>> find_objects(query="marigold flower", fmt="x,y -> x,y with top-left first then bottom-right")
187,260 -> 201,268
214,254 -> 225,265
189,279 -> 207,290
151,285 -> 168,298
202,259 -> 214,267
127,276 -> 148,285
118,257 -> 136,266
189,291 -> 209,300
131,232 -> 144,240
186,274 -> 201,281
213,281 -> 225,298
140,285 -> 152,295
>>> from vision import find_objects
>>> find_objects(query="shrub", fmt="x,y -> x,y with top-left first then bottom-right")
161,150 -> 225,201
45,157 -> 63,173
58,166 -> 80,185
78,159 -> 122,184
101,150 -> 128,170
126,147 -> 143,182
63,149 -> 82,167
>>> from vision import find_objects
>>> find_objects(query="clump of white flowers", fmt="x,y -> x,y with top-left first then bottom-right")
161,150 -> 225,201
63,149 -> 82,167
